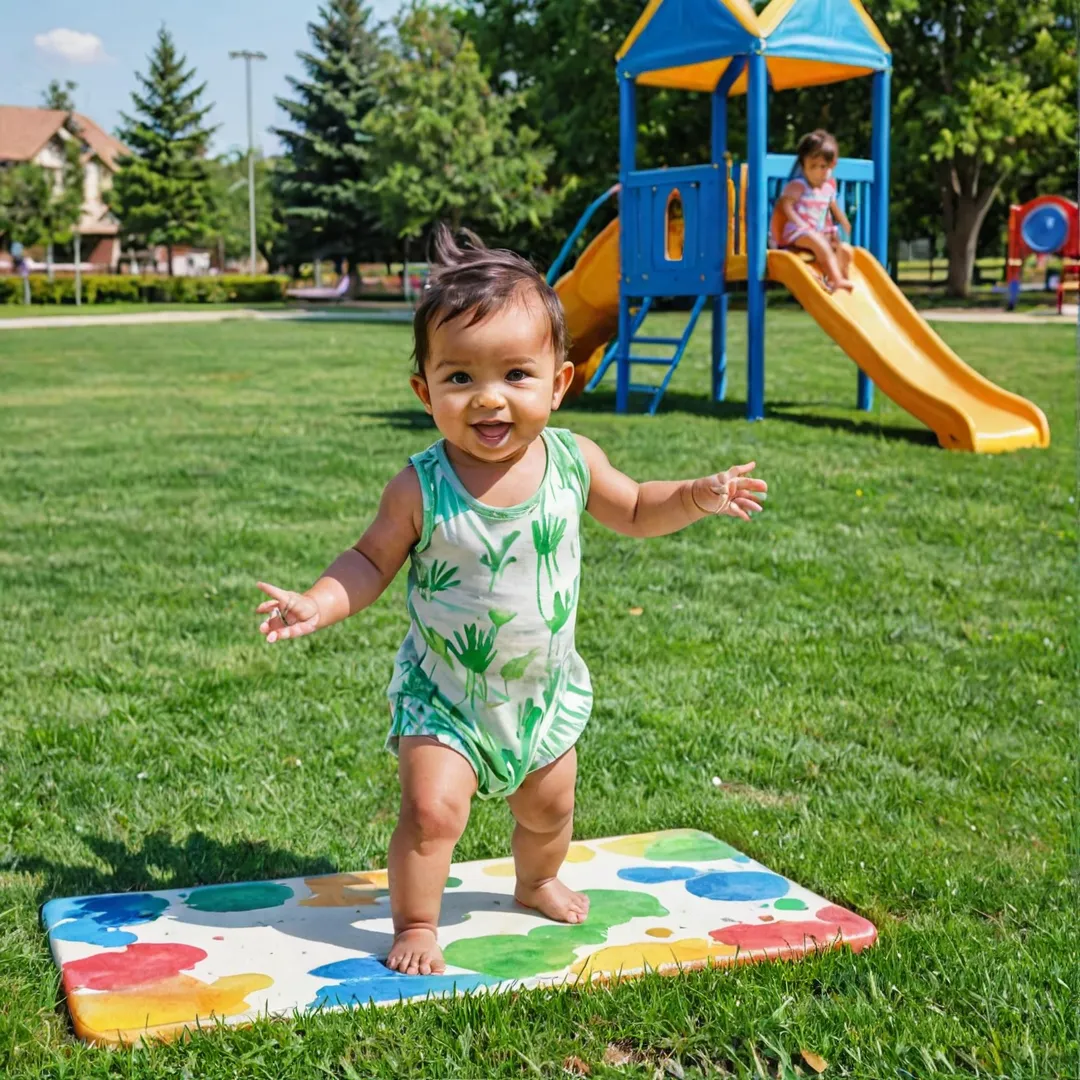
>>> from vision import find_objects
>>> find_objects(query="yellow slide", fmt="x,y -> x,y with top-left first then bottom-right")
766,248 -> 1050,452
553,219 -> 621,396
555,213 -> 1049,451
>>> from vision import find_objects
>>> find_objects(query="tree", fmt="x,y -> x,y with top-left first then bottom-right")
40,130 -> 85,280
274,0 -> 387,284
888,0 -> 1077,295
0,164 -> 50,251
362,3 -> 555,252
208,150 -> 284,269
43,80 -> 77,112
110,26 -> 217,275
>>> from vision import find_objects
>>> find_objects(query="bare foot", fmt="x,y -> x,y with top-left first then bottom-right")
385,928 -> 445,975
836,277 -> 855,292
515,878 -> 590,924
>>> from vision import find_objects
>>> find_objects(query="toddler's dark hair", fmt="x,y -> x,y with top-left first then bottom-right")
796,129 -> 839,168
412,224 -> 569,376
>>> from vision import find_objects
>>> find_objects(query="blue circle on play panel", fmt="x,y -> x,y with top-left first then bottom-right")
1021,204 -> 1069,254
685,870 -> 789,902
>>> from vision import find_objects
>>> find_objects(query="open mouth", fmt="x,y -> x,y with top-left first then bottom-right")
472,421 -> 512,446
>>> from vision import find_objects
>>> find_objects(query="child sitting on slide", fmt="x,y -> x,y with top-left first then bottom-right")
254,225 -> 767,976
776,129 -> 854,292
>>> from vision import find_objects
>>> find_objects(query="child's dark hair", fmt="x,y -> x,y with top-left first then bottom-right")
796,129 -> 839,168
412,224 -> 569,376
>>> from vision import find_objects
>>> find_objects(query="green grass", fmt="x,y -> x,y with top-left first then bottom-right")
0,311 -> 1075,1078
0,302 -> 290,319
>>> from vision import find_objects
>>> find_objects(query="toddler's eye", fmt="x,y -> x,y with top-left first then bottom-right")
506,369 -> 528,383
448,372 -> 471,385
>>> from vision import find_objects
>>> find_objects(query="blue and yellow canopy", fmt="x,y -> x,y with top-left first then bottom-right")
616,0 -> 891,94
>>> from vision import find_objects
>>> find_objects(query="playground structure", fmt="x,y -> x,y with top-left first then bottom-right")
549,0 -> 1049,453
1005,195 -> 1079,314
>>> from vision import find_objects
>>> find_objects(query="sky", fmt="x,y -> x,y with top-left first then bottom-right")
2,0 -> 403,157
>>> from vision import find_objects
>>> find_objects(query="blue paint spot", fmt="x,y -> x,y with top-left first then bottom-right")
42,892 -> 169,946
685,871 -> 789,902
307,957 -> 497,1007
617,865 -> 700,884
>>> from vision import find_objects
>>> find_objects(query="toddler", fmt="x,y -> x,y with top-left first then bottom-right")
776,129 -> 854,291
255,227 -> 767,976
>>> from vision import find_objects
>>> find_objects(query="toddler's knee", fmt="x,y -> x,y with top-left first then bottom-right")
515,787 -> 576,833
400,791 -> 469,846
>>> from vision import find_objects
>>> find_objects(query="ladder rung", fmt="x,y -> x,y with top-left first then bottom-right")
633,336 -> 682,345
628,355 -> 677,365
628,383 -> 661,394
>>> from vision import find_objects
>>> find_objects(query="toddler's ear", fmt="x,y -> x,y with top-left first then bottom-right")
551,360 -> 575,409
410,374 -> 434,415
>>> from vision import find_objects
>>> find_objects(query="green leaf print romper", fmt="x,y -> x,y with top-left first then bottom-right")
386,428 -> 593,798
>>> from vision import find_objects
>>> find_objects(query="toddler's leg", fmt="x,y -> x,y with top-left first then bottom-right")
507,747 -> 590,924
386,736 -> 476,974
834,238 -> 854,281
794,231 -> 853,291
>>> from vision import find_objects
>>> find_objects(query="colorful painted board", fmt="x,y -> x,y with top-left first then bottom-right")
43,830 -> 876,1045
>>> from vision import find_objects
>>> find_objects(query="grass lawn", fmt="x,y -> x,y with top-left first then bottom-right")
0,311 -> 1074,1078
0,303 -> 290,319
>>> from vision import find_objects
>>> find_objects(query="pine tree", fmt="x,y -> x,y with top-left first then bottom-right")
111,27 -> 217,275
42,80 -> 77,112
273,0 -> 387,279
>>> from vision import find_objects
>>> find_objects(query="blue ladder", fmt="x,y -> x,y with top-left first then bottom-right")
586,295 -> 707,416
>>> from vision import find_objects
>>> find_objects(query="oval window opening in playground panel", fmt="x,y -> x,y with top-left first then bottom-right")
665,190 -> 685,262
1021,204 -> 1069,254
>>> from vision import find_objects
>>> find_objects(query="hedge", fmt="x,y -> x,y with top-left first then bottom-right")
0,274 -> 288,306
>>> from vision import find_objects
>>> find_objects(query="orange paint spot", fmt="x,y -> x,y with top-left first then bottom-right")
571,938 -> 738,978
759,915 -> 774,922
72,972 -> 273,1044
645,927 -> 673,938
300,872 -> 388,906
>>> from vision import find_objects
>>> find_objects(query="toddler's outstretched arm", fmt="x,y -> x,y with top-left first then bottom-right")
575,435 -> 766,539
256,467 -> 422,643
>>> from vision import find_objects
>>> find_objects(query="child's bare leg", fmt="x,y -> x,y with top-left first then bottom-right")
794,232 -> 853,290
835,239 -> 853,281
507,747 -> 590,924
386,736 -> 476,974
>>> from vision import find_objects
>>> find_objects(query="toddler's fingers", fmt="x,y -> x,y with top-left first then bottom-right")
255,599 -> 281,614
256,581 -> 292,603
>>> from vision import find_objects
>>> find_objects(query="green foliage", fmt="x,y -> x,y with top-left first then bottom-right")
42,79 -> 77,112
273,0 -> 387,270
208,151 -> 285,268
110,26 -> 218,263
38,129 -> 85,252
888,0 -> 1077,294
361,3 -> 555,242
0,163 -> 51,248
0,274 -> 285,306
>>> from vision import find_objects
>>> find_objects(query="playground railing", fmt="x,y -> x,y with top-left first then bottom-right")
546,184 -> 620,286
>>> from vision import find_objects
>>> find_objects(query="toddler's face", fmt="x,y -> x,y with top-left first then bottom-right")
803,153 -> 832,188
411,289 -> 574,464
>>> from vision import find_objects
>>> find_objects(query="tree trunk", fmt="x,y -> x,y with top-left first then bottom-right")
167,243 -> 174,277
940,161 -> 1001,298
47,241 -> 54,284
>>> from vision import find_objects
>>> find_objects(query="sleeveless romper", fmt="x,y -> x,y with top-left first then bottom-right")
386,428 -> 593,798
779,169 -> 838,247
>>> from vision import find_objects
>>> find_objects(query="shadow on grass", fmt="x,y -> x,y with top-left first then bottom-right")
348,393 -> 937,448
21,829 -> 340,908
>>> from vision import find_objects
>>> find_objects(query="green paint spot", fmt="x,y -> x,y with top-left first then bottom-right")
773,898 -> 809,911
185,883 -> 293,912
645,830 -> 743,862
443,889 -> 667,979
446,876 -> 462,888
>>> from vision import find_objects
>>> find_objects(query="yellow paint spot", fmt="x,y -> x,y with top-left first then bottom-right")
598,832 -> 662,857
300,872 -> 388,907
72,973 -> 273,1044
482,861 -> 517,877
645,927 -> 673,938
571,938 -> 738,978
564,845 -> 596,864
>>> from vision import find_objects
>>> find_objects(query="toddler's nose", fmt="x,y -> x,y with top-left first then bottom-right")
471,385 -> 506,410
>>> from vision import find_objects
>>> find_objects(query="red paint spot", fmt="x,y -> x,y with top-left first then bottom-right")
213,935 -> 225,941
63,943 -> 207,991
710,905 -> 876,953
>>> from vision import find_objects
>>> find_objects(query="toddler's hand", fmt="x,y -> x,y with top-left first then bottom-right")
692,462 -> 768,522
255,582 -> 321,643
